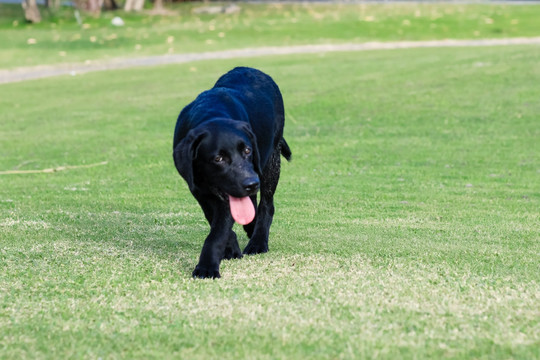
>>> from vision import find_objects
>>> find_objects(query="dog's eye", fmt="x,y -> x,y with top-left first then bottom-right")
244,147 -> 251,155
214,155 -> 224,163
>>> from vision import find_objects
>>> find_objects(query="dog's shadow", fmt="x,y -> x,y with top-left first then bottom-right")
112,230 -> 250,277
87,211 -> 255,277
70,210 -> 209,276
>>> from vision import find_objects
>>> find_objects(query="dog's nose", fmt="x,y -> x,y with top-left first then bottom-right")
242,177 -> 260,193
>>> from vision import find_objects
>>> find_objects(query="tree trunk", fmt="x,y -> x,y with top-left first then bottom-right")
134,0 -> 144,11
103,0 -> 119,10
87,0 -> 100,13
124,0 -> 144,12
153,0 -> 163,11
22,0 -> 41,23
124,0 -> 133,11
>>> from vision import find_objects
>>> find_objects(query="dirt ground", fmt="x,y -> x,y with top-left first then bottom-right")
2,37 -> 540,84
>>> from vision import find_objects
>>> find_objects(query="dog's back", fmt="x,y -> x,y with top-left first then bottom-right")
175,67 -> 287,167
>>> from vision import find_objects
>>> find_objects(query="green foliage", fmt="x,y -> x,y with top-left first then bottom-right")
1,2 -> 540,68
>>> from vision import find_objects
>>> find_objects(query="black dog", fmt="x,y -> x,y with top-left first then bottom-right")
173,67 -> 291,278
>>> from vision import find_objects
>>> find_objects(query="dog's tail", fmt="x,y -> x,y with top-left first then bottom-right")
280,138 -> 292,161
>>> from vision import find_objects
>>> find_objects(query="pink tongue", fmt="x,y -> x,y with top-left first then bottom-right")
228,195 -> 255,225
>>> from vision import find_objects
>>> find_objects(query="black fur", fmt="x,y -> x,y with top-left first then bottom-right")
173,67 -> 291,278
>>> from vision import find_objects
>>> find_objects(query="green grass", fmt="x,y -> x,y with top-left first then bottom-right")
1,42 -> 539,358
1,2 -> 540,69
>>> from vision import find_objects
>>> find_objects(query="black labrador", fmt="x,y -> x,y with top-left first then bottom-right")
173,67 -> 291,278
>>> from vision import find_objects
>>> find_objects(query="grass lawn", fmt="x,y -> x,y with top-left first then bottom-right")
1,2 -> 540,69
1,42 -> 539,358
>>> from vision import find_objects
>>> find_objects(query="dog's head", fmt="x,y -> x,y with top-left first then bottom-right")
173,119 -> 261,199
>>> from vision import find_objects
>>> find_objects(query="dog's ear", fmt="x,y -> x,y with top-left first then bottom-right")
173,128 -> 208,191
239,123 -> 261,175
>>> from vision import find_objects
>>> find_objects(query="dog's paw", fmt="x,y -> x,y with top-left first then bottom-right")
192,264 -> 221,279
222,246 -> 243,260
243,241 -> 268,255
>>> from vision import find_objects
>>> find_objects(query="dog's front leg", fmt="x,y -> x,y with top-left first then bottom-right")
192,202 -> 234,279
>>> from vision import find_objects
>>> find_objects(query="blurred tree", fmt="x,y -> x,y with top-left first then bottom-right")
104,0 -> 119,10
22,0 -> 41,22
71,0 -> 118,14
87,0 -> 100,13
43,0 -> 61,9
124,0 -> 144,11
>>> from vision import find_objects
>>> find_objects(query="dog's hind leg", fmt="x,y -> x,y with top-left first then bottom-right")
222,231 -> 243,260
242,195 -> 257,238
243,147 -> 282,255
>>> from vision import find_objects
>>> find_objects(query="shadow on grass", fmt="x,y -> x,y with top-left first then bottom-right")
47,209 -> 256,278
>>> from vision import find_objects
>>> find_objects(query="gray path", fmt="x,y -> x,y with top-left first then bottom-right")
2,37 -> 540,84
